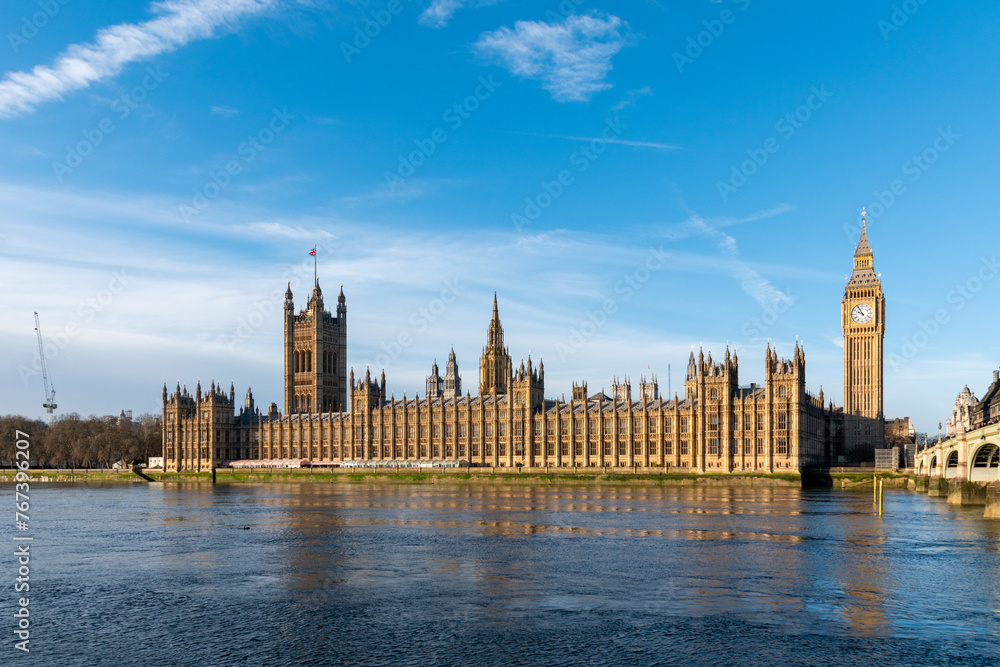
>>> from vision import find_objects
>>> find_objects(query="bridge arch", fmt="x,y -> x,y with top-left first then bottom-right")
930,455 -> 938,476
945,450 -> 960,479
970,443 -> 999,482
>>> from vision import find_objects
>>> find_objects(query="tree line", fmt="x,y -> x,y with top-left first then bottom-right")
0,414 -> 161,468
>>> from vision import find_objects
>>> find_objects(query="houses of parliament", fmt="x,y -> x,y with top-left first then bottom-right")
162,218 -> 893,473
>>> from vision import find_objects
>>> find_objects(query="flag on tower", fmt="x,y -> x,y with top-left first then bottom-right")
309,248 -> 316,256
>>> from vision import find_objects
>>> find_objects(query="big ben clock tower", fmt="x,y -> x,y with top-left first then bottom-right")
842,209 -> 885,454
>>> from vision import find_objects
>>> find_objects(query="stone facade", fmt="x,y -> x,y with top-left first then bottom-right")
842,210 -> 886,455
946,386 -> 978,438
163,226 -> 894,473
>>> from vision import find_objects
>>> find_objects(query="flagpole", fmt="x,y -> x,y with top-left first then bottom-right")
313,244 -> 317,287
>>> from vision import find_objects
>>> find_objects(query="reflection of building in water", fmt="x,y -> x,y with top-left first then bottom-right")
164,226 -> 902,473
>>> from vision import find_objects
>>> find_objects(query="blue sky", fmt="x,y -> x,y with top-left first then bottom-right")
1,0 -> 998,435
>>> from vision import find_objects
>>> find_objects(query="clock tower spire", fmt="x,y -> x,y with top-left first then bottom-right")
842,208 -> 885,457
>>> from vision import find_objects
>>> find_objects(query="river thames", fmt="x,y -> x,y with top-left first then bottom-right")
10,482 -> 1000,665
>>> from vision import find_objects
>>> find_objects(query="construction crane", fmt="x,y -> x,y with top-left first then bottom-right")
34,312 -> 57,425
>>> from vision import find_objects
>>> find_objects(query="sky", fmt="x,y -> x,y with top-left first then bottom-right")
0,0 -> 998,435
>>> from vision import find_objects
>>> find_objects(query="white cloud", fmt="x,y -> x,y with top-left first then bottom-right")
684,209 -> 794,311
612,85 -> 652,111
475,13 -> 630,103
530,132 -> 679,150
211,105 -> 240,118
0,0 -> 276,118
419,0 -> 504,29
239,221 -> 334,241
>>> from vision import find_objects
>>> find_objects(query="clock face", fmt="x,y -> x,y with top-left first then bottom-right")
851,303 -> 874,324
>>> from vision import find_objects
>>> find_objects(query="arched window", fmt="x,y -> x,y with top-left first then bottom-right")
778,386 -> 787,398
709,388 -> 718,400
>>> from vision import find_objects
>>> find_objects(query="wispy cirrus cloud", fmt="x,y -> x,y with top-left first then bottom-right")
516,130 -> 679,151
0,0 -> 276,119
211,105 -> 240,118
419,0 -> 505,29
612,85 -> 652,111
475,13 -> 630,103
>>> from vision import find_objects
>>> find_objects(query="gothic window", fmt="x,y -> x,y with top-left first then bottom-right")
708,414 -> 720,432
648,419 -> 656,434
757,415 -> 764,430
433,425 -> 440,438
575,421 -> 583,435
589,421 -> 597,435
777,413 -> 788,430
420,426 -> 428,439
777,438 -> 788,455
514,423 -> 523,437
778,386 -> 787,398
561,422 -> 568,436
547,422 -> 555,435
708,438 -> 720,455
756,438 -> 764,454
709,388 -> 718,400
485,424 -> 493,437
498,424 -> 506,437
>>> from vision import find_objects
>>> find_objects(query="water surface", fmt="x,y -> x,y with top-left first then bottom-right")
10,482 -> 1000,665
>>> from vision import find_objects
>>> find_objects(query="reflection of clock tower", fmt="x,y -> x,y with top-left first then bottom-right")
842,209 -> 885,452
